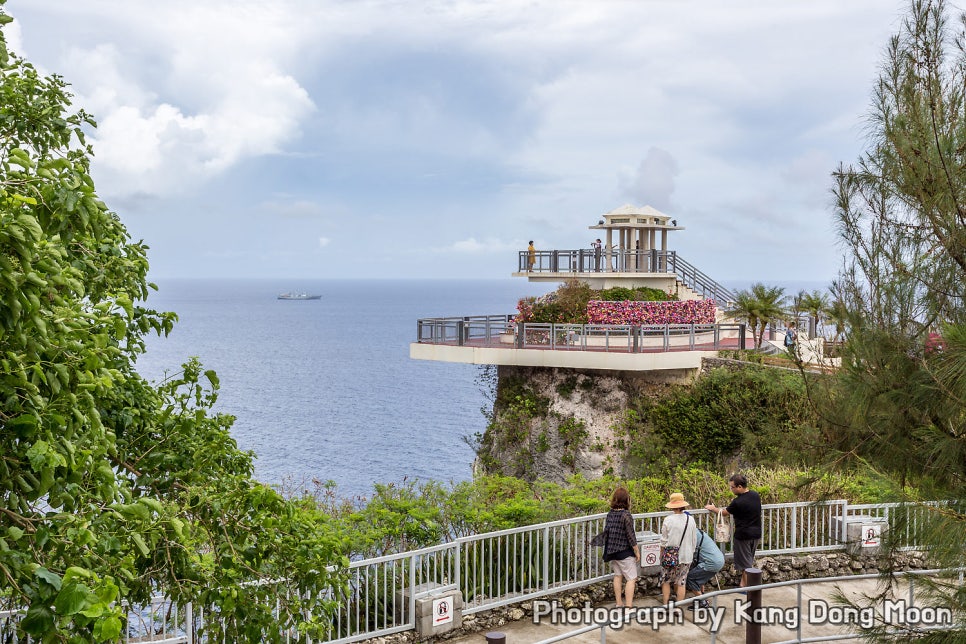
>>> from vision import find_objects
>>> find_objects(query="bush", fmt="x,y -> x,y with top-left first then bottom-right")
516,282 -> 676,323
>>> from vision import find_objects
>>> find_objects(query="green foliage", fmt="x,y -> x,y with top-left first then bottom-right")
555,374 -> 580,399
517,281 -> 674,324
821,1 -> 966,635
597,286 -> 673,302
618,367 -> 815,474
556,416 -> 588,467
724,283 -> 788,348
0,13 -> 344,641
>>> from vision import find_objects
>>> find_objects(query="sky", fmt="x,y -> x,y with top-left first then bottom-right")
4,1 -> 910,282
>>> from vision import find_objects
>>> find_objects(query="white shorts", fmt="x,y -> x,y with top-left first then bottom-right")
610,556 -> 639,580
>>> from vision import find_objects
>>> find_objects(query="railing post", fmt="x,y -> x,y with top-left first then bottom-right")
542,526 -> 550,592
650,248 -> 658,273
745,568 -> 763,644
185,602 -> 193,644
739,323 -> 746,350
632,325 -> 640,352
516,323 -> 525,349
455,543 -> 463,614
457,319 -> 465,346
409,554 -> 417,630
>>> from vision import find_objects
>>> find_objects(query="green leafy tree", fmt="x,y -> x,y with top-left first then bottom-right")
0,7 -> 344,642
725,283 -> 787,348
796,289 -> 829,334
823,0 -> 966,637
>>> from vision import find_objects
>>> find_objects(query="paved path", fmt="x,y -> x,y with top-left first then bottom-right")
448,576 -> 926,644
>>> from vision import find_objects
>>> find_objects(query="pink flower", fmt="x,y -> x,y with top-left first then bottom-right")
587,299 -> 716,325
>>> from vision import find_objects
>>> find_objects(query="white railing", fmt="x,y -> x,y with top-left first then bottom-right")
0,499 -> 951,643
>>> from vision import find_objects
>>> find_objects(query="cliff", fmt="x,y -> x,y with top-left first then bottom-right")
476,365 -> 694,482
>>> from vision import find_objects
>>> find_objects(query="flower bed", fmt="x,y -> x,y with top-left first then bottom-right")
587,299 -> 717,325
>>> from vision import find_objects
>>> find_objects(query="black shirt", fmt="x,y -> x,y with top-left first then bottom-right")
726,490 -> 762,540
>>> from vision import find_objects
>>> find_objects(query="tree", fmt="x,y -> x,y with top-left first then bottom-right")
0,6 -> 344,641
823,0 -> 966,636
796,289 -> 829,335
725,283 -> 787,348
724,290 -> 762,348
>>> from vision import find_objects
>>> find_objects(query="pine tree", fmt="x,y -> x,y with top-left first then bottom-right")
826,0 -> 966,637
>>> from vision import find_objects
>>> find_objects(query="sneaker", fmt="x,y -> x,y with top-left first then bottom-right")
688,599 -> 711,611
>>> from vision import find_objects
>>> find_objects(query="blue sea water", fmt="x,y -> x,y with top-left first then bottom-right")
136,279 -> 555,499
135,277 -> 828,499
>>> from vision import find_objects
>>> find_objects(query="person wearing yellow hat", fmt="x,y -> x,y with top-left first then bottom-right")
660,492 -> 698,608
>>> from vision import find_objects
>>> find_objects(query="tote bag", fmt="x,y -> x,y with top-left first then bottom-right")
714,510 -> 732,543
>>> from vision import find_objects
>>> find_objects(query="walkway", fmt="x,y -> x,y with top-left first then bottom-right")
448,574 -> 940,644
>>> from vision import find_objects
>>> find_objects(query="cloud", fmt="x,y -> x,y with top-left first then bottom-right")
318,237 -> 330,248
618,147 -> 681,210
21,3 -> 315,201
443,237 -> 522,254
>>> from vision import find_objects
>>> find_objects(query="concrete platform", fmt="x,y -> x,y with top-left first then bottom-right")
447,576 -> 934,643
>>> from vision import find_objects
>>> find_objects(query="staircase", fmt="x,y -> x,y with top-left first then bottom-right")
666,253 -> 736,305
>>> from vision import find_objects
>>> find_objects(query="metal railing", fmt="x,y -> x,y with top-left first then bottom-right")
0,500 -> 949,643
517,249 -> 736,305
416,316 -> 750,352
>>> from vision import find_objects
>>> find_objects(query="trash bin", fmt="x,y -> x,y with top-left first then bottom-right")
637,530 -> 662,575
832,515 -> 887,556
397,582 -> 463,638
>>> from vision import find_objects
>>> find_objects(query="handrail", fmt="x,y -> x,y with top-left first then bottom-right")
416,317 -> 750,352
532,568 -> 961,644
3,500 -> 951,643
516,249 -> 736,304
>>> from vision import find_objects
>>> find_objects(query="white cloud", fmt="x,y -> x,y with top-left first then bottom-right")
618,148 -> 680,210
4,0 -> 906,280
444,237 -> 522,254
318,237 -> 330,248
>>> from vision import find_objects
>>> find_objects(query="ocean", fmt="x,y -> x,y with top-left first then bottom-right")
136,277 -> 829,500
136,278 -> 555,499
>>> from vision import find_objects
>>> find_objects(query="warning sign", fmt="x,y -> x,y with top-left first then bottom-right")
642,541 -> 660,567
861,524 -> 881,548
433,596 -> 453,625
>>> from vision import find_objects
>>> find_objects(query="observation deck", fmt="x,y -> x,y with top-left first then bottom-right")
411,203 -> 739,373
410,316 -> 750,373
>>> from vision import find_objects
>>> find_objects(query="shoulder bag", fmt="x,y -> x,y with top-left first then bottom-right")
714,510 -> 732,543
661,515 -> 689,568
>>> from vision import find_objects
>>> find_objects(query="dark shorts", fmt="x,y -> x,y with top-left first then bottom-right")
686,566 -> 718,592
733,539 -> 759,572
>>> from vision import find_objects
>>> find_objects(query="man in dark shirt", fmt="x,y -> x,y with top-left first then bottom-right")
705,473 -> 762,588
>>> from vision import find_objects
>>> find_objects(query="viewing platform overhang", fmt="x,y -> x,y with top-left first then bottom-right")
411,316 -> 749,373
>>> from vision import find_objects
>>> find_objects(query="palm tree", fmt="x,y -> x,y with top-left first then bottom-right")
749,283 -> 788,348
724,290 -> 761,349
798,289 -> 830,336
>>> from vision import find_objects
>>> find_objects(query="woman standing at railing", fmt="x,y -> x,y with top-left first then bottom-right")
660,492 -> 698,609
602,487 -> 640,609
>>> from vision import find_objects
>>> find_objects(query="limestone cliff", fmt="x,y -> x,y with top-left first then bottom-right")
476,366 -> 693,482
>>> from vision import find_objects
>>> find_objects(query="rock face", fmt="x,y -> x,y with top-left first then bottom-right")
477,365 -> 693,482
